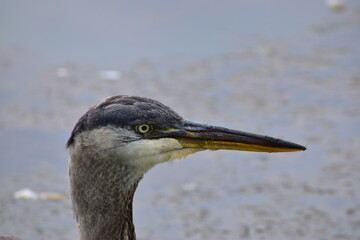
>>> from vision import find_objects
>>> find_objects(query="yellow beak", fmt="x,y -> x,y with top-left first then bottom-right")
174,121 -> 306,153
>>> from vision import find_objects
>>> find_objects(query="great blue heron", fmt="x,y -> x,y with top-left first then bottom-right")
65,95 -> 306,240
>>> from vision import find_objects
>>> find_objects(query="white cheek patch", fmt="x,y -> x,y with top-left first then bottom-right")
123,138 -> 182,158
116,138 -> 201,172
71,127 -> 202,176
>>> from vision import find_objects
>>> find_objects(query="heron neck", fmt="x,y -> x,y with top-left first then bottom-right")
69,153 -> 142,240
78,188 -> 136,240
79,185 -> 138,240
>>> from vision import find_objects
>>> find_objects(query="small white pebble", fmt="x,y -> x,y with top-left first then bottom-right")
325,0 -> 346,11
14,188 -> 38,200
14,188 -> 66,201
99,70 -> 121,81
182,182 -> 198,192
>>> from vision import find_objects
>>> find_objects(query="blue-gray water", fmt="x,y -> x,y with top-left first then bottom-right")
1,1 -> 359,239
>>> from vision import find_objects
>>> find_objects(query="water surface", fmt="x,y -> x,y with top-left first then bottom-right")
1,1 -> 359,239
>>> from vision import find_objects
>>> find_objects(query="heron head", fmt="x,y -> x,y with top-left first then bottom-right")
67,95 -> 306,176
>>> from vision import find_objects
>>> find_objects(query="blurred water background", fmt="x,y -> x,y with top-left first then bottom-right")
0,1 -> 359,239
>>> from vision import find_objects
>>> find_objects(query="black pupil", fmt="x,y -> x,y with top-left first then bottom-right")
141,125 -> 148,131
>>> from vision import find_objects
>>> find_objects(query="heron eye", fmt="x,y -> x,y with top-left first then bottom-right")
136,124 -> 152,134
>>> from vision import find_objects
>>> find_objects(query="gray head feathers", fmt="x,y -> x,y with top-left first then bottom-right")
67,95 -> 182,148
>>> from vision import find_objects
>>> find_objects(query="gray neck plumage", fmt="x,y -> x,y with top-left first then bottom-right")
69,147 -> 142,240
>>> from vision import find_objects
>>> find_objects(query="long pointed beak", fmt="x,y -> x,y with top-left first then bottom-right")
174,121 -> 306,153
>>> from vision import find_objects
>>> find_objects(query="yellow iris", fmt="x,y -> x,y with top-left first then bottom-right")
137,124 -> 152,134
